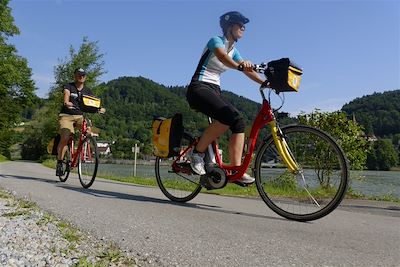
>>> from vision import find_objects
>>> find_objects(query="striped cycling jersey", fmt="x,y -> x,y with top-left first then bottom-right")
191,36 -> 243,86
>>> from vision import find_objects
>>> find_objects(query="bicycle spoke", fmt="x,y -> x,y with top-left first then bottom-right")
299,170 -> 321,208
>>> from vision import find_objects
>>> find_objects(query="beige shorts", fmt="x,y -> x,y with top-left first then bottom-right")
58,114 -> 83,136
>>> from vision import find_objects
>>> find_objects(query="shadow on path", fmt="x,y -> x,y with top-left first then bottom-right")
1,173 -> 287,222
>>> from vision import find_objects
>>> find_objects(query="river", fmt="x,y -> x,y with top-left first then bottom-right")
97,163 -> 400,199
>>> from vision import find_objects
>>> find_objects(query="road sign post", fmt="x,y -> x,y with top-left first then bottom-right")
132,143 -> 139,177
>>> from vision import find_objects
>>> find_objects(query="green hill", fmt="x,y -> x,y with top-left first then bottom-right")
95,76 -> 264,141
341,90 -> 400,136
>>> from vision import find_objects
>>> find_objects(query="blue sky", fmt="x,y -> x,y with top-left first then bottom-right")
9,0 -> 400,116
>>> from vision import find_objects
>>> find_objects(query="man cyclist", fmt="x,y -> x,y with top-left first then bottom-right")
186,11 -> 265,184
56,68 -> 101,176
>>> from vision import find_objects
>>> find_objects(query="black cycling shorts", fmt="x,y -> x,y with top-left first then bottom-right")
186,81 -> 245,133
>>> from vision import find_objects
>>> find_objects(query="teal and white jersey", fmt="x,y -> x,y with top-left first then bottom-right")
191,36 -> 243,85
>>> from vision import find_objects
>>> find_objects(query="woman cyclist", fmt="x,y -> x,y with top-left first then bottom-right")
186,11 -> 265,184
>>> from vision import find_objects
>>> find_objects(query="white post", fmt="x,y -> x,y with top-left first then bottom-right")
133,143 -> 137,177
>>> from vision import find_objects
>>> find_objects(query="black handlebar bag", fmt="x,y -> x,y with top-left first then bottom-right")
265,58 -> 303,93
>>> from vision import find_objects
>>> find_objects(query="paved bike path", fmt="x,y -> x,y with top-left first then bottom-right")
1,161 -> 399,266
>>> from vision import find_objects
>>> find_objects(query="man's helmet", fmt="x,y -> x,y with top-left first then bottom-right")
219,11 -> 249,30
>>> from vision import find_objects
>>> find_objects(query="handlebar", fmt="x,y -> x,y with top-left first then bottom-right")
237,63 -> 284,109
237,63 -> 267,73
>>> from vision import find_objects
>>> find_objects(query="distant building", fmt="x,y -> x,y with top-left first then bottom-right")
97,141 -> 111,155
352,113 -> 378,142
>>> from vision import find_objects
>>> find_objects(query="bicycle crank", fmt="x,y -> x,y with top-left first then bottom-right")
200,166 -> 227,190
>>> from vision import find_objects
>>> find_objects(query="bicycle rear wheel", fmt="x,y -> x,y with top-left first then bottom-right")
78,136 -> 99,189
254,125 -> 349,221
59,145 -> 71,182
155,133 -> 202,202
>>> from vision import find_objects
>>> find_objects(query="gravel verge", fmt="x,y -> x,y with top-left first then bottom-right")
0,188 -> 162,267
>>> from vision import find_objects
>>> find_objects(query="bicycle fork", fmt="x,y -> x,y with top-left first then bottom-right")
269,121 -> 299,173
270,122 -> 323,206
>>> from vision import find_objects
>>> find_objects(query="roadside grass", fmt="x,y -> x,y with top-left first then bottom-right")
0,187 -> 144,266
0,154 -> 8,162
42,159 -> 400,203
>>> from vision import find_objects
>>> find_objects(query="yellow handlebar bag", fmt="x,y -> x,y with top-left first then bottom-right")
81,94 -> 101,113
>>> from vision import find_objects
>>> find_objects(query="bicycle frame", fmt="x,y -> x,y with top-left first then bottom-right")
66,118 -> 92,169
207,87 -> 299,182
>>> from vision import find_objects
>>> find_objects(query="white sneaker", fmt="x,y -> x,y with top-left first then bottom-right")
189,151 -> 206,175
238,173 -> 255,184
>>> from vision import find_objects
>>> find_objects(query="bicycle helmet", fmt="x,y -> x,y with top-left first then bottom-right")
219,11 -> 249,30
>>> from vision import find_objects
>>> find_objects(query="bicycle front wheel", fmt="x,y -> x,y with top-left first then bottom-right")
254,125 -> 349,221
78,136 -> 99,189
155,134 -> 202,202
59,145 -> 71,182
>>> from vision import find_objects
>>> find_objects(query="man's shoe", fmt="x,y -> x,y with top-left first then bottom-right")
56,161 -> 63,176
238,173 -> 255,184
189,151 -> 206,175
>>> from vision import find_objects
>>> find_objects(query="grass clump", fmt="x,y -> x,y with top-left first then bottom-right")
0,154 -> 8,162
58,221 -> 81,243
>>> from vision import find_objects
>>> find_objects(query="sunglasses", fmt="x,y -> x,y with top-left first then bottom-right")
237,24 -> 246,31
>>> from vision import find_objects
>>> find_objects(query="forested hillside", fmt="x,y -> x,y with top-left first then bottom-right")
341,90 -> 400,136
96,76 -> 263,140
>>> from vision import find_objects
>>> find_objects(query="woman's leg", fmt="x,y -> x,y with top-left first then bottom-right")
57,131 -> 70,160
229,132 -> 245,166
195,120 -> 229,152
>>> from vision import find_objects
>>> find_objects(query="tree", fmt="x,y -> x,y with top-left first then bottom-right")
367,139 -> 398,171
0,0 -> 36,157
298,109 -> 369,170
21,37 -> 105,160
393,133 -> 400,164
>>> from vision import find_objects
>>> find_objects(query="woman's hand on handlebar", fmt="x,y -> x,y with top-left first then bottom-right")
98,107 -> 106,114
237,60 -> 254,72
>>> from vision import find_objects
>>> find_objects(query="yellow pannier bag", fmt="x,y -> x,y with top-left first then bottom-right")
81,94 -> 101,113
152,113 -> 183,158
47,134 -> 61,155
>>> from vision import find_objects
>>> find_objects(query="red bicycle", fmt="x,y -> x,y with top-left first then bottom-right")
155,63 -> 349,221
58,116 -> 99,189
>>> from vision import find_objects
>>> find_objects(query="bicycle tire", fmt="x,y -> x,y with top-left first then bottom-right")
155,133 -> 202,202
254,125 -> 349,221
59,145 -> 71,182
78,136 -> 99,189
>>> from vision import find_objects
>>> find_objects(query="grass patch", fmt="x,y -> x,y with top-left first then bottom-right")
96,174 -> 159,187
43,158 -> 56,169
18,199 -> 36,209
368,194 -> 400,203
37,212 -> 56,226
0,191 -> 12,199
58,221 -> 81,243
2,209 -> 31,218
346,188 -> 400,203
97,243 -> 122,263
0,154 -> 8,162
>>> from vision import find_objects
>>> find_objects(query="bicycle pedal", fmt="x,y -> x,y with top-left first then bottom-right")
199,175 -> 213,190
